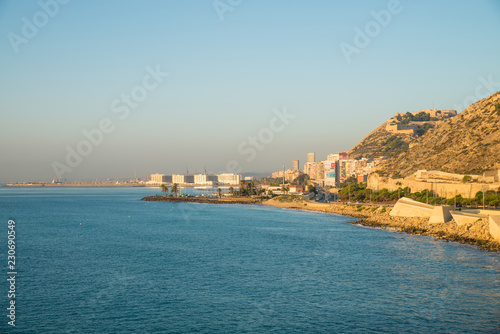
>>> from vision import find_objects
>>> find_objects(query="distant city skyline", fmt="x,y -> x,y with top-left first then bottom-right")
1,1 -> 500,182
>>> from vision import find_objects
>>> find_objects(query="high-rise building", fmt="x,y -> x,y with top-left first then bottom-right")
292,159 -> 299,172
307,152 -> 315,163
194,174 -> 218,185
150,173 -> 166,184
172,174 -> 194,184
217,173 -> 241,185
323,161 -> 338,186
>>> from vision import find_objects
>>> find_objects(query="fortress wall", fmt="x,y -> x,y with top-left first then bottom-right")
368,174 -> 499,199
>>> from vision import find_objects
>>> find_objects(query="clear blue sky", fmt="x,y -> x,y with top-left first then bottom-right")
1,0 -> 499,182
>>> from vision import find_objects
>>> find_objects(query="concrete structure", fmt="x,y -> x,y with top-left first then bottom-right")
304,162 -> 324,180
483,169 -> 500,182
368,173 -> 500,199
288,185 -> 304,193
150,173 -> 172,184
323,160 -> 338,186
217,173 -> 241,185
194,174 -> 218,185
172,174 -> 194,184
150,173 -> 166,183
327,152 -> 348,161
391,198 -> 500,241
451,211 -> 486,226
307,152 -> 315,163
488,215 -> 500,242
386,122 -> 418,134
390,197 -> 434,218
292,159 -> 299,172
387,109 -> 457,134
428,205 -> 453,224
357,174 -> 368,183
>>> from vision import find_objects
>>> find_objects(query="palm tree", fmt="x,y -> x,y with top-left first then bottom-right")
229,186 -> 234,196
217,188 -> 222,198
171,183 -> 179,197
281,185 -> 287,194
160,184 -> 168,197
240,180 -> 247,196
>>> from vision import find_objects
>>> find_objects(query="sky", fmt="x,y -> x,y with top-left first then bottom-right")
1,0 -> 500,182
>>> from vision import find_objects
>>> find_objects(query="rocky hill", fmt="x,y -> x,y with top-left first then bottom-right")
376,91 -> 500,177
348,123 -> 411,159
348,110 -> 447,159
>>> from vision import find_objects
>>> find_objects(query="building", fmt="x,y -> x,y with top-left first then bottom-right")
271,170 -> 284,178
194,174 -> 218,185
292,159 -> 299,172
172,174 -> 194,184
217,173 -> 241,185
288,185 -> 304,193
304,161 -> 324,180
151,173 -> 172,184
307,152 -> 315,163
357,174 -> 368,183
327,152 -> 348,161
323,161 -> 338,186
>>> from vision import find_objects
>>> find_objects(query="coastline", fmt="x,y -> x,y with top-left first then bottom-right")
141,194 -> 500,252
5,183 -> 146,187
262,198 -> 500,253
141,195 -> 262,205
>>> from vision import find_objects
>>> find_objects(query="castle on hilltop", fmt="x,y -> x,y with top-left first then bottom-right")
386,109 -> 457,135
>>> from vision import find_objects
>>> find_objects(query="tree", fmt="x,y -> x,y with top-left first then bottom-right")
171,183 -> 179,197
308,185 -> 317,194
462,175 -> 472,183
229,187 -> 234,196
217,188 -> 222,198
280,185 -> 290,195
160,184 -> 168,197
239,180 -> 248,196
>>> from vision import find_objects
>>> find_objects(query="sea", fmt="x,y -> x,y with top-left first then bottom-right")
0,187 -> 499,333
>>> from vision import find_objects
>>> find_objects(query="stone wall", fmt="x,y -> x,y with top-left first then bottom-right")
368,173 -> 499,199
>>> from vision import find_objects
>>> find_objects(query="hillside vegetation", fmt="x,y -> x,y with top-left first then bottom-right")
376,91 -> 500,177
348,123 -> 412,159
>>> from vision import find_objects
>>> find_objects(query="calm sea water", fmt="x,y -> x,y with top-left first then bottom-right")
0,187 -> 499,333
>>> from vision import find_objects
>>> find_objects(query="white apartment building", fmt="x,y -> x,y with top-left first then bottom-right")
217,173 -> 241,185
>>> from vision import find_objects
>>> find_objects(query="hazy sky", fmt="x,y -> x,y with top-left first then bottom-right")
1,0 -> 500,182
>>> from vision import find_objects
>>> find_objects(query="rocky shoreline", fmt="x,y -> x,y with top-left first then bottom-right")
262,198 -> 500,253
141,195 -> 263,205
142,194 -> 500,252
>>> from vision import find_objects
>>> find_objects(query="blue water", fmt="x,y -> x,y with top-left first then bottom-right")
0,187 -> 499,333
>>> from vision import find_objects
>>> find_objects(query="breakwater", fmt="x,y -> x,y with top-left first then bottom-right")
141,195 -> 263,205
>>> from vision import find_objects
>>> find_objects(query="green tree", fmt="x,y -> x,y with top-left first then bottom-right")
217,188 -> 222,198
171,183 -> 179,197
160,184 -> 169,197
239,180 -> 248,196
462,175 -> 472,183
229,187 -> 234,196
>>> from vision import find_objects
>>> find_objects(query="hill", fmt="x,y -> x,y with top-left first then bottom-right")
348,109 -> 454,159
376,91 -> 500,177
